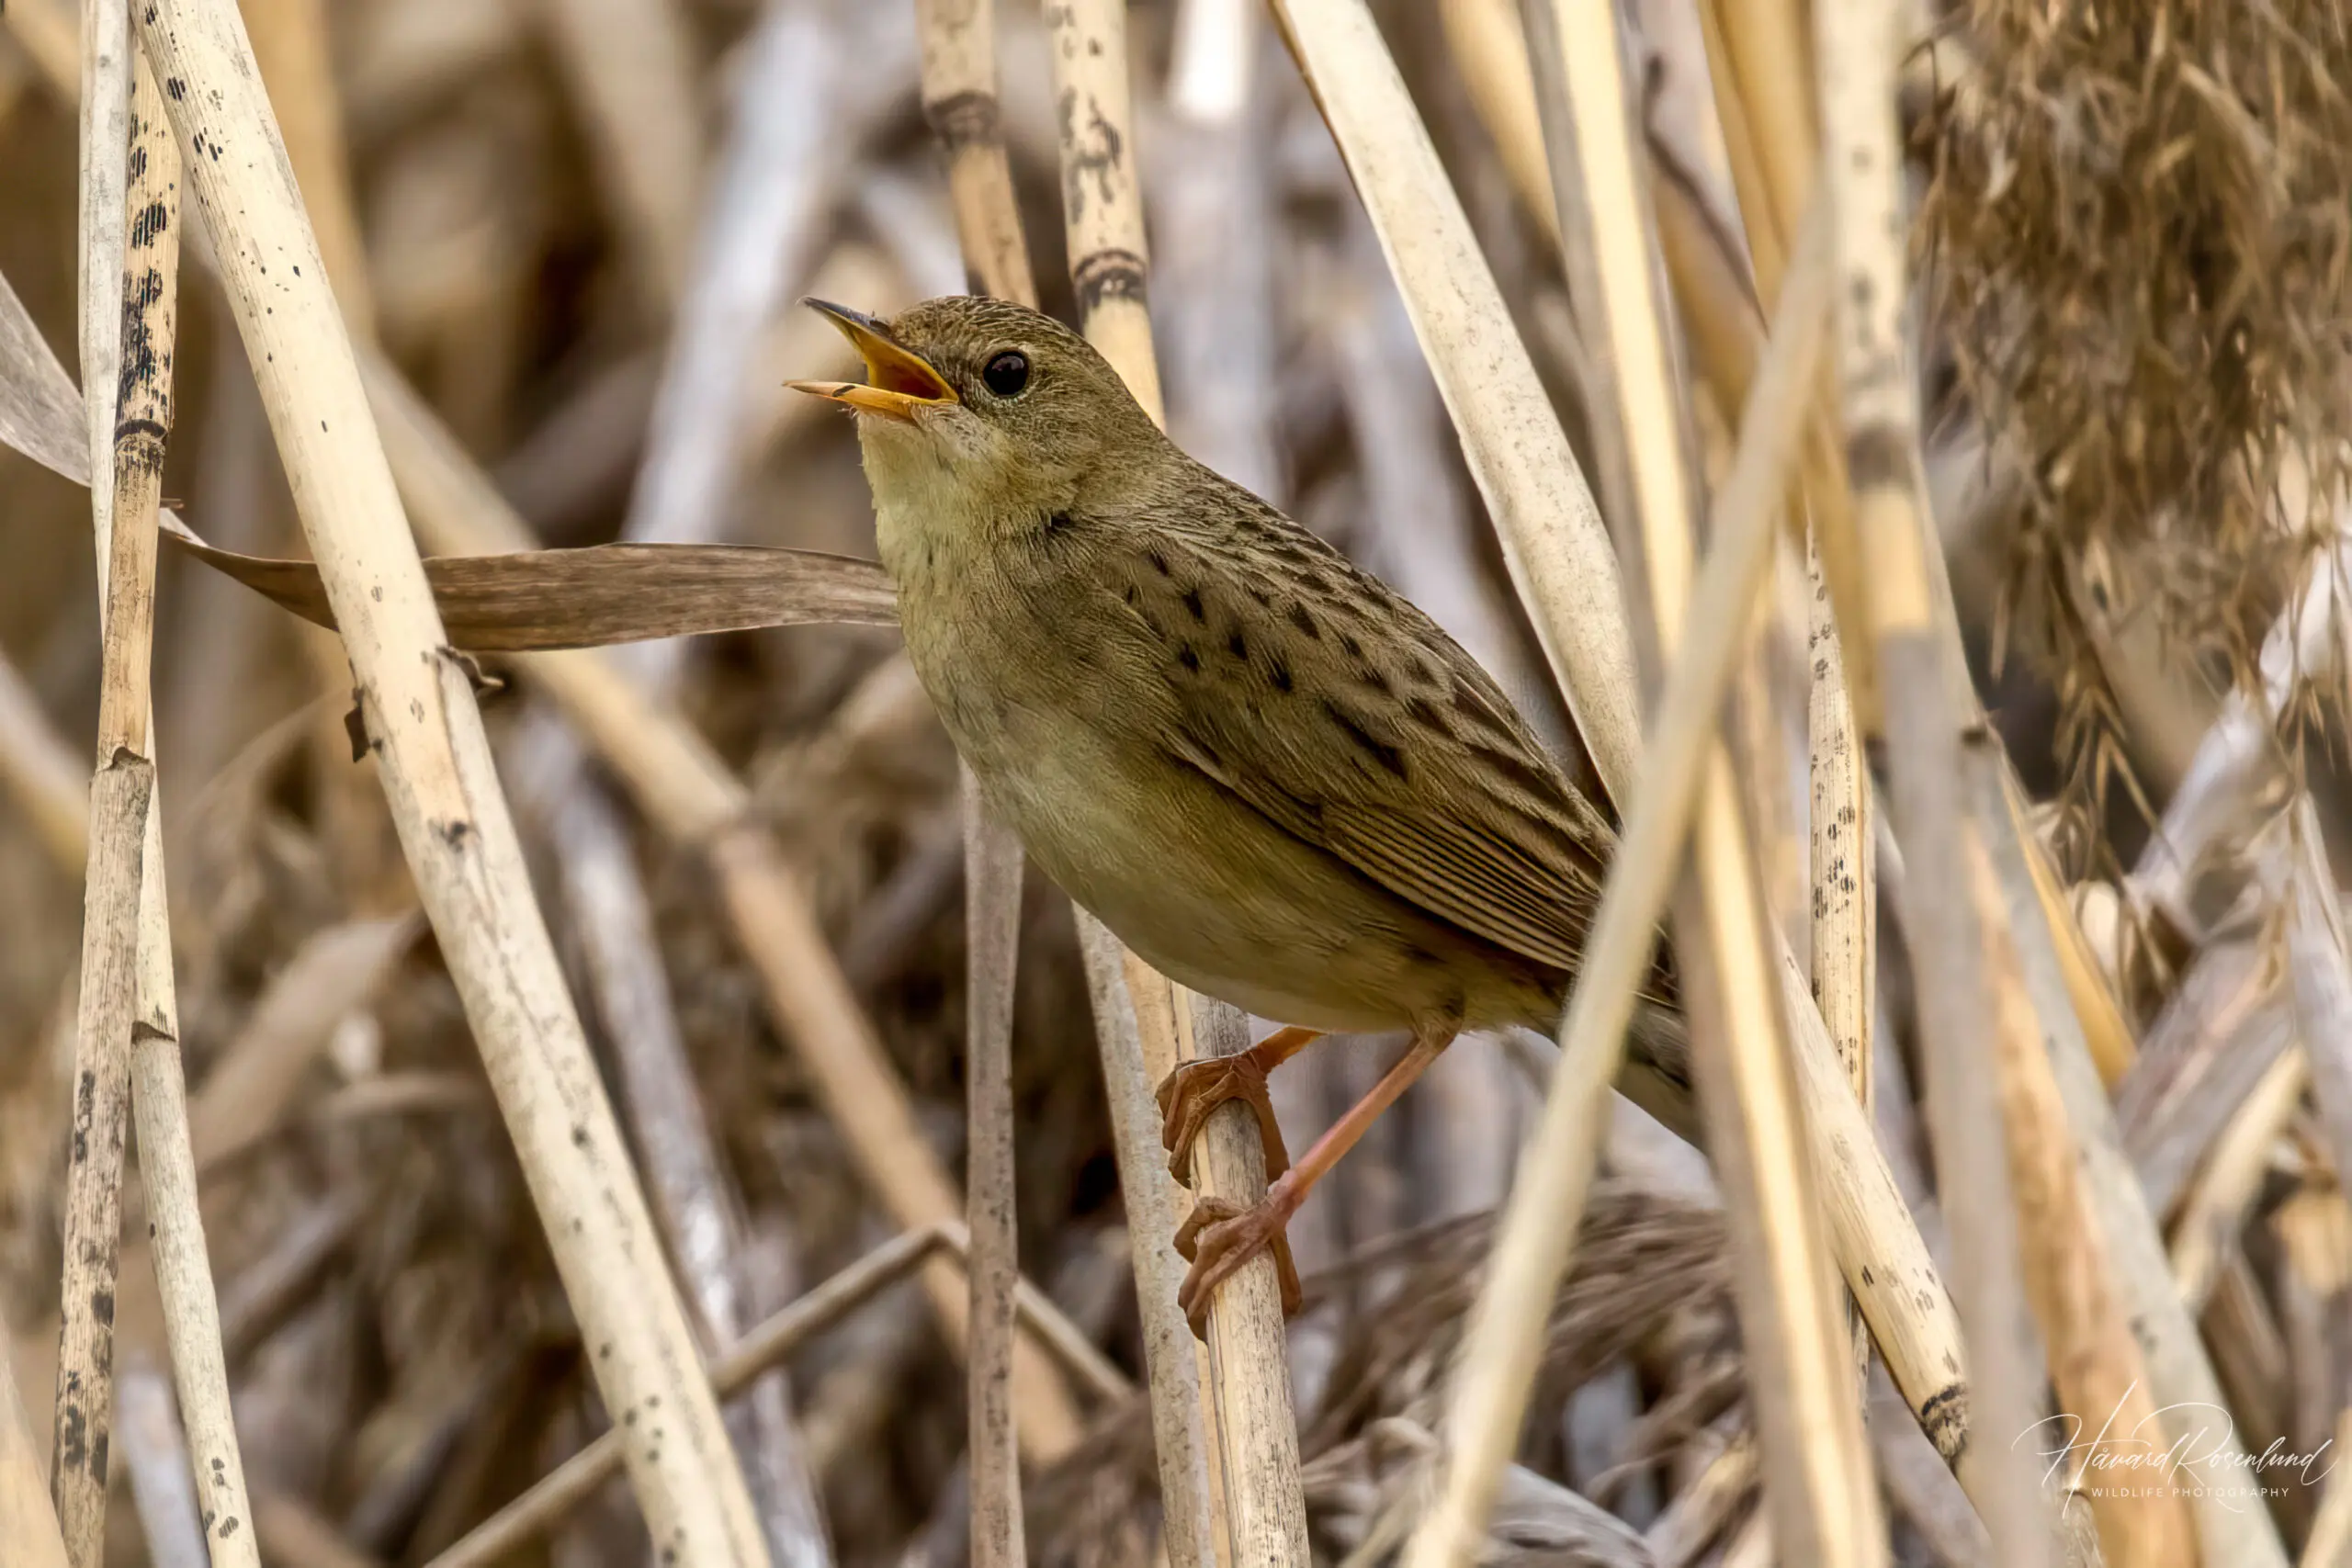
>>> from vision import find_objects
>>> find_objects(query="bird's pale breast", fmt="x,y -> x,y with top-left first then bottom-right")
878,493 -> 1563,1037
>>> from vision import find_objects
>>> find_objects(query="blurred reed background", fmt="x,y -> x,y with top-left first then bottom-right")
1,0 -> 2350,1563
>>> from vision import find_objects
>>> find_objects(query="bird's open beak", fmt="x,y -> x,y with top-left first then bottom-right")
788,299 -> 958,423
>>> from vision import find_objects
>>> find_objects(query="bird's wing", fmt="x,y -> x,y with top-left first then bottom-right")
1110,513 -> 1621,979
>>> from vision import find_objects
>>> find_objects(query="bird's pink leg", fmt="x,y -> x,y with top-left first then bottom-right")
1174,1028 -> 1454,1337
1154,1024 -> 1323,1183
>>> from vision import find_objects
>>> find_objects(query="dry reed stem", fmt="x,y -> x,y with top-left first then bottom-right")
1156,0 -> 1280,503
16,99 -> 275,1554
234,0 -> 405,919
426,1225 -> 950,1568
526,12 -> 897,1541
1806,535 -> 1875,1390
962,769 -> 1025,1568
1047,1 -> 1300,1557
1816,4 -> 2049,1564
1269,0 -> 1641,807
914,0 -> 1036,304
1970,828 -> 2193,1566
114,57 -> 259,1546
1694,0 -> 1879,728
52,11 -> 153,1553
2170,1047 -> 2306,1308
894,8 -> 1059,1528
1274,18 -> 1962,1474
0,1323 -> 69,1568
1805,545 -> 1872,1114
556,788 -> 830,1565
2278,799 -> 2352,1239
118,1361 -> 207,1568
537,0 -> 702,312
1512,4 -> 1875,1561
900,1 -> 1160,1515
1643,1435 -> 1755,1567
901,0 -> 1044,1540
1072,913 -> 1221,1563
1408,195 -> 1839,1568
128,1 -> 766,1559
356,355 -> 1088,1460
238,0 -> 372,333
1971,761 -> 2290,1568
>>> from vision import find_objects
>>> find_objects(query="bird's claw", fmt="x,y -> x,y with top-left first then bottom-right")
1155,1055 -> 1292,1184
1173,1192 -> 1305,1339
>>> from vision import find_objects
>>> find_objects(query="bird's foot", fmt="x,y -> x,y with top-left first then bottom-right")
1173,1187 -> 1305,1338
1156,1053 -> 1294,1184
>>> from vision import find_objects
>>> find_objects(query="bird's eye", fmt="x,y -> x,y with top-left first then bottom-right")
982,351 -> 1030,398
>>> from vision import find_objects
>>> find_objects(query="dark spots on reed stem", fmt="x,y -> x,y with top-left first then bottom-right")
925,89 -> 1003,151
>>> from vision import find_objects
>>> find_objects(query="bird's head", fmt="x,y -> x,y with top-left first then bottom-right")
789,295 -> 1160,526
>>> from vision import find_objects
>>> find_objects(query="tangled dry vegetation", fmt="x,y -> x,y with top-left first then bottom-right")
2,0 -> 2352,1564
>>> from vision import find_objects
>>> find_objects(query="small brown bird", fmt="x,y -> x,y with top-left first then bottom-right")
793,296 -> 1690,1333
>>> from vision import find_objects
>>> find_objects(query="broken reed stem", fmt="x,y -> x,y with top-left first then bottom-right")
1408,193 -> 1838,1568
0,1320 -> 69,1568
357,354 -> 1087,1461
1506,5 -> 1875,1561
1816,6 -> 2046,1563
1046,2 -> 1305,1559
1969,818 -> 2195,1568
962,770 -> 1025,1568
109,53 -> 262,1567
129,1 -> 768,1560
